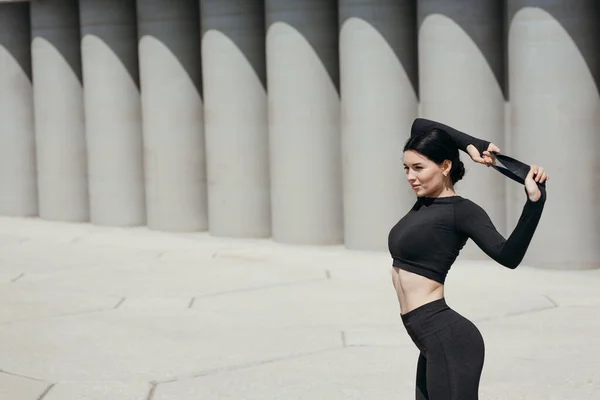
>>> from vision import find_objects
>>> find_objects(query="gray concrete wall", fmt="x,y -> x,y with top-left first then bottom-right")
0,0 -> 597,270
507,0 -> 600,270
0,2 -> 37,217
31,0 -> 88,222
201,0 -> 271,238
79,0 -> 145,226
339,0 -> 418,251
137,0 -> 207,232
418,0 -> 507,259
266,0 -> 342,245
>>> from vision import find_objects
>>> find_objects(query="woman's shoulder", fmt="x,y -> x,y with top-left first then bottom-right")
449,197 -> 494,232
452,196 -> 488,215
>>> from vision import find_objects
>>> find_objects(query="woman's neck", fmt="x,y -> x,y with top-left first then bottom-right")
430,186 -> 456,198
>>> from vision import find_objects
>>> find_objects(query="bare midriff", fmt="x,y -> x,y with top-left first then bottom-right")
391,267 -> 444,315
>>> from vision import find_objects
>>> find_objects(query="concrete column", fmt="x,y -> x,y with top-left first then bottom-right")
508,0 -> 600,270
418,0 -> 506,259
339,0 -> 418,251
137,0 -> 207,232
201,0 -> 270,238
30,0 -> 88,222
79,0 -> 145,226
266,0 -> 342,245
0,2 -> 37,217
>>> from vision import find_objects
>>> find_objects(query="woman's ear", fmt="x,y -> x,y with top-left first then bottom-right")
441,160 -> 452,177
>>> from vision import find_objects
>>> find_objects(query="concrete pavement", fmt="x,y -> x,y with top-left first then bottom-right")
0,216 -> 598,399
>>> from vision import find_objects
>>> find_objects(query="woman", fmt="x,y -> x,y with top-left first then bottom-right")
388,118 -> 548,400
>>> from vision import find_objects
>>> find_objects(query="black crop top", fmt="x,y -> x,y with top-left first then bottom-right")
388,118 -> 546,284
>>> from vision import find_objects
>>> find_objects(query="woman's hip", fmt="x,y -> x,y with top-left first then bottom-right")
401,298 -> 483,353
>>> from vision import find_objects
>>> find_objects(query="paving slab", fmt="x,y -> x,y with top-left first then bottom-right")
12,258 -> 328,298
152,347 -> 415,400
0,372 -> 50,400
0,240 -> 159,275
0,216 -> 598,399
0,309 -> 344,383
43,381 -> 150,400
478,306 -> 600,399
0,288 -> 120,324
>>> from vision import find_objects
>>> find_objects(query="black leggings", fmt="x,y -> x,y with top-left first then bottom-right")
401,298 -> 485,400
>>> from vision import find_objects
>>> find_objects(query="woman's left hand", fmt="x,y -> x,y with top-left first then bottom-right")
481,143 -> 500,167
525,165 -> 549,202
467,143 -> 501,167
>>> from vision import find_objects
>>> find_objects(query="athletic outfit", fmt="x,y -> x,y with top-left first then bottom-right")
388,118 -> 547,399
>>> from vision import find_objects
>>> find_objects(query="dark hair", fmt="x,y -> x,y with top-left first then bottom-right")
403,128 -> 465,184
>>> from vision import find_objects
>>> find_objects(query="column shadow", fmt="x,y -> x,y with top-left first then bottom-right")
418,0 -> 506,100
78,0 -> 140,89
265,0 -> 339,94
338,0 -> 418,100
30,0 -> 83,85
506,0 -> 600,99
201,0 -> 266,91
137,0 -> 202,94
0,2 -> 32,82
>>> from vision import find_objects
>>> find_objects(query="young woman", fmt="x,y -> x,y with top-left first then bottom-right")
388,118 -> 548,400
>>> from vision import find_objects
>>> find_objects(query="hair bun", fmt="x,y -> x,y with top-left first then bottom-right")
451,160 -> 465,184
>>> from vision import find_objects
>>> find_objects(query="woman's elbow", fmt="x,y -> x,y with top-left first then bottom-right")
502,258 -> 522,270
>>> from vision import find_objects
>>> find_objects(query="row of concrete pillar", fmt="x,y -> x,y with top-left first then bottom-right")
0,0 -> 598,270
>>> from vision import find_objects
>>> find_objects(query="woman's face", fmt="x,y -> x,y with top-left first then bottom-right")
403,150 -> 449,197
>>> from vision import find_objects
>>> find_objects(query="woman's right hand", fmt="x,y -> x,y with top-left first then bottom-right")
525,165 -> 549,202
466,143 -> 501,167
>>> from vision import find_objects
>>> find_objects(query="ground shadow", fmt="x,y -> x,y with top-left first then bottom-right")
201,0 -> 266,91
78,0 -> 140,89
418,0 -> 506,100
338,0 -> 418,100
505,0 -> 600,100
0,2 -> 32,82
265,0 -> 339,94
30,0 -> 83,85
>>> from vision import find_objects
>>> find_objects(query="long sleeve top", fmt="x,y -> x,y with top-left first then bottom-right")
388,118 -> 546,284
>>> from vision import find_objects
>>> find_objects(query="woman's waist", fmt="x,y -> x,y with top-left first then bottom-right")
401,298 -> 463,341
393,266 -> 444,296
392,259 -> 449,284
392,268 -> 445,317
